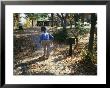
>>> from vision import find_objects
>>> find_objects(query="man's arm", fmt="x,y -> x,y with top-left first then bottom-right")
49,34 -> 54,40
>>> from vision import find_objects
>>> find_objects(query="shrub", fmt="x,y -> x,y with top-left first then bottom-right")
53,29 -> 68,43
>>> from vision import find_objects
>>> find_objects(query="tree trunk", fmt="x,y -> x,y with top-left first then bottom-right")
74,14 -> 79,28
14,13 -> 20,29
51,13 -> 54,27
57,13 -> 67,29
17,13 -> 20,29
70,21 -> 72,29
63,19 -> 67,30
61,19 -> 64,27
88,13 -> 97,52
82,13 -> 97,68
32,20 -> 34,28
69,44 -> 72,56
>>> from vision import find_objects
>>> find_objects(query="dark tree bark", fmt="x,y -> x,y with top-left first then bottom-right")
61,19 -> 64,27
72,13 -> 79,47
69,13 -> 73,29
81,13 -> 97,69
88,13 -> 97,52
70,21 -> 72,29
32,20 -> 34,27
79,13 -> 85,23
57,13 -> 68,30
61,13 -> 67,30
63,18 -> 67,29
51,13 -> 54,27
15,13 -> 20,29
74,13 -> 79,27
14,13 -> 19,28
57,13 -> 64,27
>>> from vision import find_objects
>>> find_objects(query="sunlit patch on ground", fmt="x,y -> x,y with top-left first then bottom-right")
14,28 -> 97,75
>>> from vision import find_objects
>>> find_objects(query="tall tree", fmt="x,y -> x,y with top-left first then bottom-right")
88,13 -> 97,52
71,13 -> 80,47
13,13 -> 20,29
50,13 -> 54,27
74,13 -> 79,28
67,13 -> 74,29
26,13 -> 38,27
57,13 -> 68,30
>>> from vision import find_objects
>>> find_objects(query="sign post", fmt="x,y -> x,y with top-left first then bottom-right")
66,37 -> 75,56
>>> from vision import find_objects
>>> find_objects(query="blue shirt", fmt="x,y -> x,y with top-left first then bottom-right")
39,32 -> 54,42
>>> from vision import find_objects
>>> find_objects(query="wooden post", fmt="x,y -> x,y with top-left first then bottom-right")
66,37 -> 75,56
69,44 -> 72,56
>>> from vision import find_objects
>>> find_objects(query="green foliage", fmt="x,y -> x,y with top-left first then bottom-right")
25,13 -> 48,21
76,19 -> 87,35
53,29 -> 68,43
13,13 -> 20,29
38,13 -> 48,19
26,13 -> 38,20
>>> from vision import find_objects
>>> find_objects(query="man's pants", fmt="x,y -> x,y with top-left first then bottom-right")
41,40 -> 51,56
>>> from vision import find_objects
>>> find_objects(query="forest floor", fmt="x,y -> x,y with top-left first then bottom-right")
13,27 -> 97,75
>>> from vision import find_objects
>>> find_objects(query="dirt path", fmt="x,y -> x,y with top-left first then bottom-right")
14,29 -> 96,75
